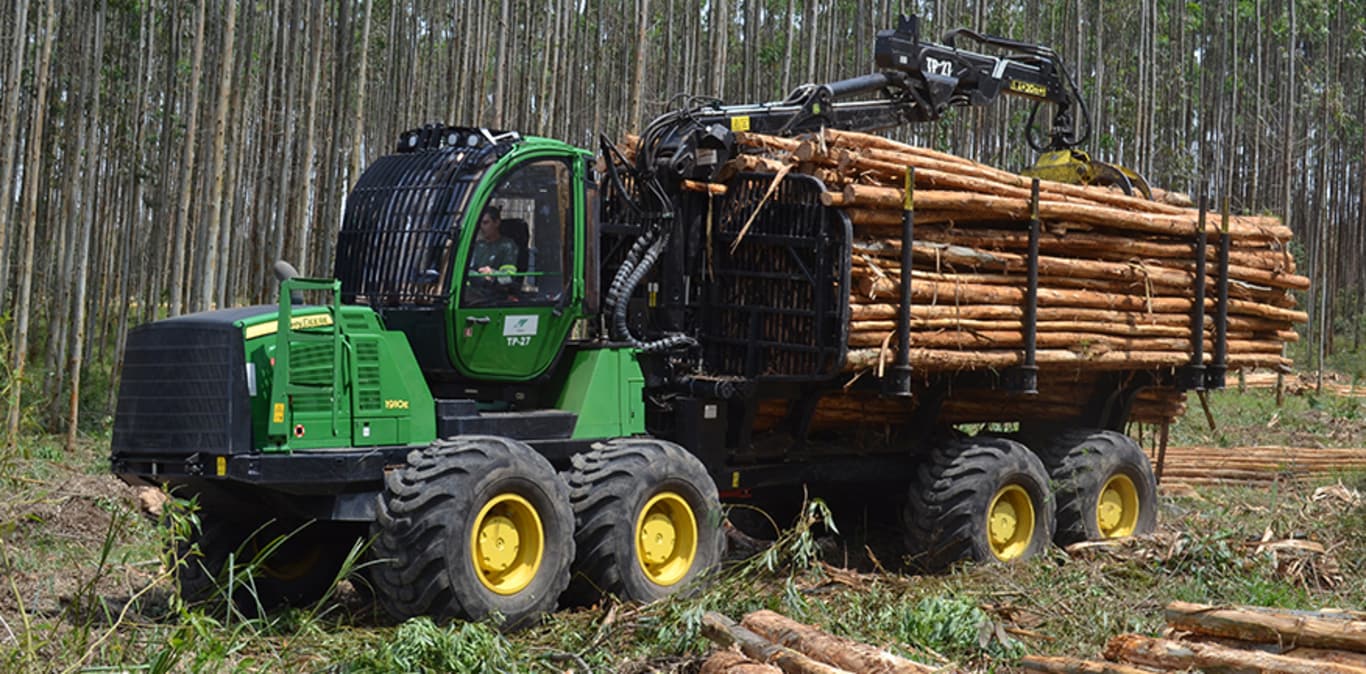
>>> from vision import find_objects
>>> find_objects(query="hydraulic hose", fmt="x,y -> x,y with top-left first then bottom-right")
609,232 -> 697,354
604,226 -> 657,311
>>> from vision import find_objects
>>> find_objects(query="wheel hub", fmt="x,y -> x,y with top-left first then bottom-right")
634,492 -> 698,587
986,484 -> 1035,561
638,512 -> 677,565
1096,474 -> 1140,538
470,493 -> 544,595
989,502 -> 1018,544
477,514 -> 521,573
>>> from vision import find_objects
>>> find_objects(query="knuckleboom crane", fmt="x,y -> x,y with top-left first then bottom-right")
627,15 -> 1150,202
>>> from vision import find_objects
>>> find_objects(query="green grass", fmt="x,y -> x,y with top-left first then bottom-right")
1,426 -> 1363,672
1167,385 -> 1366,448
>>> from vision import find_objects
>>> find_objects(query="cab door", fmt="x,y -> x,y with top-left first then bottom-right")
451,153 -> 582,380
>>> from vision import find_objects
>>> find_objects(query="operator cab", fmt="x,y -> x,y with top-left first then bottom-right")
334,126 -> 595,397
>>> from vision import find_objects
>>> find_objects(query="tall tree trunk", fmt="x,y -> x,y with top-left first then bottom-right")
629,0 -> 649,131
168,0 -> 207,317
0,0 -> 30,314
6,0 -> 56,448
350,0 -> 372,188
294,0 -> 323,273
200,0 -> 238,309
492,0 -> 510,127
67,0 -> 106,450
712,0 -> 728,96
781,0 -> 795,94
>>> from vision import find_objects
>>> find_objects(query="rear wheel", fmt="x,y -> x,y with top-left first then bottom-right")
902,437 -> 1055,569
565,438 -> 725,603
1037,429 -> 1157,545
369,436 -> 574,629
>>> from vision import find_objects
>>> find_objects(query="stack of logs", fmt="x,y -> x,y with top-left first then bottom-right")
707,130 -> 1307,428
1023,601 -> 1366,673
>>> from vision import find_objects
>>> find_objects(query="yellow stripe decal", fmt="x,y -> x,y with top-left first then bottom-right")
243,313 -> 334,340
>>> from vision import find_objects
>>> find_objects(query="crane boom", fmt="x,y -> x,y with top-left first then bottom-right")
632,14 -> 1148,199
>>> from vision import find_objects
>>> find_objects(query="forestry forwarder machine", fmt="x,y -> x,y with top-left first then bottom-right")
112,16 -> 1172,627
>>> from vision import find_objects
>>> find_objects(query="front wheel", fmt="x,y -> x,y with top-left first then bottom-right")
174,516 -> 353,612
903,437 -> 1055,569
565,438 -> 725,603
1037,429 -> 1158,545
369,436 -> 574,629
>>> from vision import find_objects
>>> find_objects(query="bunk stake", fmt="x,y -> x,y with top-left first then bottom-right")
887,166 -> 914,397
1207,196 -> 1231,390
1005,179 -> 1040,394
1177,195 -> 1208,391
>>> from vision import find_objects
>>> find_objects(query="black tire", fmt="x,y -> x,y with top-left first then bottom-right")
1036,429 -> 1158,545
902,437 -> 1055,569
174,516 -> 240,606
565,438 -> 725,604
369,436 -> 573,629
175,516 -> 352,611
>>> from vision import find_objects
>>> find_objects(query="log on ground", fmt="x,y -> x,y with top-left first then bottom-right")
740,609 -> 936,674
1164,601 -> 1366,654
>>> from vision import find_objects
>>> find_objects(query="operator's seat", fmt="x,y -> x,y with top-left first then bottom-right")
499,218 -> 530,272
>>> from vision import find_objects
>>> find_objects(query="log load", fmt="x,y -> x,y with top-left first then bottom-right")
704,129 -> 1305,428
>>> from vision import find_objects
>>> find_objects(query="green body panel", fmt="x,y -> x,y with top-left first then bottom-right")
553,347 -> 646,439
240,280 -> 436,452
449,140 -> 594,381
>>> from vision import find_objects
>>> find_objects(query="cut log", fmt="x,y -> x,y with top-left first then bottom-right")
1164,601 -> 1366,654
701,648 -> 785,674
1104,633 -> 1366,674
1017,655 -> 1159,674
701,612 -> 853,674
740,610 -> 936,674
1285,647 -> 1366,669
842,184 -> 1292,241
891,228 -> 1295,274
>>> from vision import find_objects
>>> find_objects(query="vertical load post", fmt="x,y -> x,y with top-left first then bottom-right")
1207,198 -> 1231,390
1178,196 -> 1208,391
887,166 -> 914,397
1007,179 -> 1041,394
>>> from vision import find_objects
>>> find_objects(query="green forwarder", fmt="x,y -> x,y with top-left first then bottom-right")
112,16 -> 1185,630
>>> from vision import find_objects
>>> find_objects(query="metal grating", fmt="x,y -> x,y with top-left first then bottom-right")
112,321 -> 252,456
334,139 -> 506,306
354,339 -> 382,412
698,173 -> 850,380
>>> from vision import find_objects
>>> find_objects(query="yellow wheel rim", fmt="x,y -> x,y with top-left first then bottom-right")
1096,474 -> 1140,538
634,492 -> 698,587
987,484 -> 1035,561
471,493 -> 544,595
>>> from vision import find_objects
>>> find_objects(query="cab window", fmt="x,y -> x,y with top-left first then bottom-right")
461,159 -> 571,308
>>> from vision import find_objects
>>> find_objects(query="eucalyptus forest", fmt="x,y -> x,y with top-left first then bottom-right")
0,0 -> 1362,445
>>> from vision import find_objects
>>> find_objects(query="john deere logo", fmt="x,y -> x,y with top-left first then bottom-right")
502,315 -> 539,337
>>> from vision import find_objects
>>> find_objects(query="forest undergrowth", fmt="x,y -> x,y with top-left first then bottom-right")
1,396 -> 1363,672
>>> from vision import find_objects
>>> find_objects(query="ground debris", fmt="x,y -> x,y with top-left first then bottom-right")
1311,481 -> 1364,512
1244,526 -> 1345,590
1061,531 -> 1187,564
